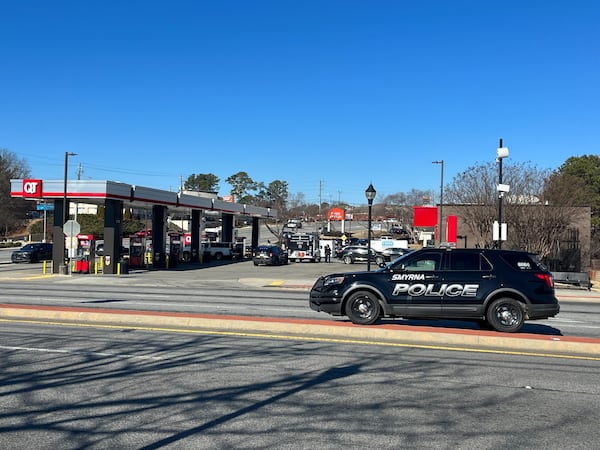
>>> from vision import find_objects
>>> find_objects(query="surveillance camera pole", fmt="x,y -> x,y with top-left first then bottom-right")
497,139 -> 504,249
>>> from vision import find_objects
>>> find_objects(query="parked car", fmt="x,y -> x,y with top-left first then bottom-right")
310,247 -> 560,332
253,245 -> 289,266
11,242 -> 53,263
95,241 -> 130,258
380,247 -> 414,260
339,245 -> 385,265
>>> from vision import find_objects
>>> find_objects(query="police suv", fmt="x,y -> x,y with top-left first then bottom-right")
309,248 -> 560,332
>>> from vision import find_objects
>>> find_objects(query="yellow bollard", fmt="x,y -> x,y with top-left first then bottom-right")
117,262 -> 121,275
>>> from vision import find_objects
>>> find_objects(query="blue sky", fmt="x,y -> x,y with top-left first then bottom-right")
1,1 -> 598,206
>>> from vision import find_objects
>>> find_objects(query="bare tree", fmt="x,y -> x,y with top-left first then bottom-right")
0,149 -> 31,238
381,189 -> 431,231
444,162 -> 500,248
443,160 -> 587,259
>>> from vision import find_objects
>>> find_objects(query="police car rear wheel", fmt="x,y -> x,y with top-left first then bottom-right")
486,298 -> 524,333
345,291 -> 381,325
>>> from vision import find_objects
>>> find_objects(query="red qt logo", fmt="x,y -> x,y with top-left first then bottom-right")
22,179 -> 43,197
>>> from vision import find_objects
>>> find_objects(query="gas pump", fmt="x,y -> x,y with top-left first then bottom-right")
129,229 -> 152,267
74,234 -> 96,274
129,234 -> 145,267
168,232 -> 182,268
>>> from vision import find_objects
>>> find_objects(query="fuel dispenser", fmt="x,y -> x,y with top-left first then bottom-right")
74,234 -> 96,274
129,229 -> 151,267
167,232 -> 182,268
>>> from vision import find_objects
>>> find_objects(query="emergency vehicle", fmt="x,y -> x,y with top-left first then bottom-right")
283,232 -> 321,263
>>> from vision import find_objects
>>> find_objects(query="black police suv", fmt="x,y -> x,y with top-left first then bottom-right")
309,248 -> 560,332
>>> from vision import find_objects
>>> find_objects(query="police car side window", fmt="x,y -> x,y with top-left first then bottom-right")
404,254 -> 441,272
500,253 -> 537,271
449,253 -> 482,271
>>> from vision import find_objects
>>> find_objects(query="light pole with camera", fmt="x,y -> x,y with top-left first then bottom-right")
495,140 -> 509,248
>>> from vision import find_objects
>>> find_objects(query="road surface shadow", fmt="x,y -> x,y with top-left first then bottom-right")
373,317 -> 563,336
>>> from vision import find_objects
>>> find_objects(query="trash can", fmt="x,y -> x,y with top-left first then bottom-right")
120,258 -> 129,274
168,253 -> 178,269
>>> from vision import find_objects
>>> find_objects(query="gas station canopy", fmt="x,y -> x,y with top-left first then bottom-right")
11,179 -> 277,219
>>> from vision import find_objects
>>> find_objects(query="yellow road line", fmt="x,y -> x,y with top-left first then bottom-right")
2,317 -> 599,361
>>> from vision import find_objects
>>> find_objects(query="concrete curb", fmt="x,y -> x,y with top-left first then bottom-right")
2,304 -> 600,359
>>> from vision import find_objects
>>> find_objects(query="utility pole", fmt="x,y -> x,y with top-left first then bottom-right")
432,160 -> 444,245
319,180 -> 323,224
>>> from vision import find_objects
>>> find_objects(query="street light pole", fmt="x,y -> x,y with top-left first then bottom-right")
432,160 -> 444,246
365,183 -> 376,271
63,152 -> 77,227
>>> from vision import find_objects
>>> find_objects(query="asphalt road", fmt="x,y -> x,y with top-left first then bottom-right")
1,321 -> 599,450
2,246 -> 600,448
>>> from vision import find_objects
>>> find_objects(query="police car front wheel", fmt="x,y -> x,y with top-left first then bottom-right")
345,291 -> 381,325
486,298 -> 525,333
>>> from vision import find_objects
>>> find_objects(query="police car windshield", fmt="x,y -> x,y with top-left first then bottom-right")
376,251 -> 413,271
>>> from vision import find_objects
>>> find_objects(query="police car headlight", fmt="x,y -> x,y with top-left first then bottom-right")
323,276 -> 345,287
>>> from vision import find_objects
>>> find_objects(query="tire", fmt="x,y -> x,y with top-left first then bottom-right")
486,298 -> 525,332
375,256 -> 385,265
214,252 -> 223,261
343,255 -> 353,264
345,291 -> 381,325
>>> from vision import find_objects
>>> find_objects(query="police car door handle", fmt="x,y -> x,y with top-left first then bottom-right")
482,274 -> 496,279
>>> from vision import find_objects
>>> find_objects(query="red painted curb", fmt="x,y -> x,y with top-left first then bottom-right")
2,303 -> 599,345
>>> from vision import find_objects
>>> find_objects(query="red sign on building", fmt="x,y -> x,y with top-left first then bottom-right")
413,206 -> 438,227
22,179 -> 43,198
446,215 -> 457,243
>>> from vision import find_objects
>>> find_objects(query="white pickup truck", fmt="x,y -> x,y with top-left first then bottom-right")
201,242 -> 233,260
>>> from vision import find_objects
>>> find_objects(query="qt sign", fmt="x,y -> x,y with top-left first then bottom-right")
22,179 -> 43,197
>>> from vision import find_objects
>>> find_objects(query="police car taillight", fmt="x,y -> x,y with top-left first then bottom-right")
535,273 -> 554,288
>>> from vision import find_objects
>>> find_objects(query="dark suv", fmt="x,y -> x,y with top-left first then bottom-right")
253,245 -> 289,266
339,245 -> 385,265
11,242 -> 53,263
309,248 -> 560,332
